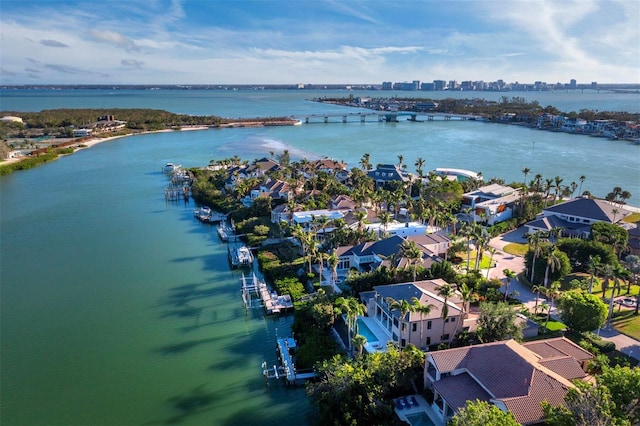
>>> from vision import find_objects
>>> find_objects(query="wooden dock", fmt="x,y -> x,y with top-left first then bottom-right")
262,337 -> 316,385
240,273 -> 293,315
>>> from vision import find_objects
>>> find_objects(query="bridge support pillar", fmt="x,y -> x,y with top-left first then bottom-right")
410,114 -> 417,121
324,116 -> 328,123
428,116 -> 434,121
360,114 -> 365,123
342,116 -> 347,123
378,115 -> 383,122
445,116 -> 451,121
305,117 -> 309,124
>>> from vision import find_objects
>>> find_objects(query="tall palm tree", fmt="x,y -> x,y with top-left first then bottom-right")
334,297 -> 366,353
360,153 -> 371,171
553,176 -> 564,203
588,254 -> 601,294
378,211 -> 393,238
327,249 -> 339,289
401,239 -> 423,281
503,268 -> 516,301
522,167 -> 531,190
578,175 -> 586,197
386,297 -> 414,347
543,246 -> 562,288
532,284 -> 544,315
436,283 -> 455,345
411,297 -> 435,349
415,157 -> 425,178
485,247 -> 497,280
545,281 -> 562,327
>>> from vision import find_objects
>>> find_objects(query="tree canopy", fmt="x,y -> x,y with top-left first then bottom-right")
476,301 -> 523,343
556,290 -> 608,334
450,399 -> 519,426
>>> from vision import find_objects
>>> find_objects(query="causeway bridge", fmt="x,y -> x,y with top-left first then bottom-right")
291,111 -> 485,124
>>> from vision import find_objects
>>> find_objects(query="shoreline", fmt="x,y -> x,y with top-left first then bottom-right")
0,126 -> 211,166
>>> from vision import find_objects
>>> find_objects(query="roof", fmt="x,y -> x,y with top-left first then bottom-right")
432,372 -> 492,412
538,356 -> 588,380
369,281 -> 462,321
407,233 -> 450,246
522,337 -> 594,363
428,340 -> 575,425
543,197 -> 631,223
367,164 -> 409,182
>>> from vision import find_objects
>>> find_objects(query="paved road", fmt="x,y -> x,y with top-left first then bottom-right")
486,227 -> 640,362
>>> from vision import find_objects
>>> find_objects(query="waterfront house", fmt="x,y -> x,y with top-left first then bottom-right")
305,158 -> 349,182
365,220 -> 429,238
461,184 -> 522,225
359,279 -> 465,349
291,209 -> 345,230
330,194 -> 357,212
367,164 -> 410,189
406,234 -> 451,258
524,197 -> 631,238
424,338 -> 593,425
335,235 -> 441,275
243,178 -> 291,207
243,157 -> 281,178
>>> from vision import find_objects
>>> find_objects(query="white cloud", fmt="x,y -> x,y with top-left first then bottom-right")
87,30 -> 139,52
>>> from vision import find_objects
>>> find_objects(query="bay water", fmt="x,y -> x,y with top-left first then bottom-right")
1,89 -> 639,425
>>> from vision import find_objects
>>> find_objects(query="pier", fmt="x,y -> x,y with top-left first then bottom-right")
262,336 -> 316,385
240,273 -> 293,314
291,111 -> 483,124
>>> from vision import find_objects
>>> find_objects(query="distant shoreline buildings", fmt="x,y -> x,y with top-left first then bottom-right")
1,81 -> 640,92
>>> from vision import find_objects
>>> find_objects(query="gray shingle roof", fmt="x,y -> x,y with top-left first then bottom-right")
544,197 -> 630,223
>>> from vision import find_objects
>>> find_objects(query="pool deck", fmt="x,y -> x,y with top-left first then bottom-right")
359,316 -> 392,353
394,394 -> 444,426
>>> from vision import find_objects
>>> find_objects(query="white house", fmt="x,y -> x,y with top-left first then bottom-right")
461,184 -> 522,225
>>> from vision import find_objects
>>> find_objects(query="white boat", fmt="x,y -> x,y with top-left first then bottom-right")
163,162 -> 181,173
229,245 -> 253,268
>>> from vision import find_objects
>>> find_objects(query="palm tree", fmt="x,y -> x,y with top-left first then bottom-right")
578,175 -> 586,197
543,246 -> 561,288
351,334 -> 367,357
545,281 -> 562,327
485,247 -> 497,280
553,176 -> 564,203
415,157 -> 425,178
327,249 -> 339,289
411,297 -> 435,349
386,297 -> 414,347
532,284 -> 544,315
522,167 -> 531,191
401,239 -> 423,281
528,231 -> 546,282
458,283 -> 474,319
588,254 -> 601,294
503,268 -> 516,301
437,283 -> 455,345
334,297 -> 366,353
359,153 -> 371,171
378,211 -> 393,238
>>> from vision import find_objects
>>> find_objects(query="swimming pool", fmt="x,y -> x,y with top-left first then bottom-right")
405,412 -> 436,426
356,318 -> 379,343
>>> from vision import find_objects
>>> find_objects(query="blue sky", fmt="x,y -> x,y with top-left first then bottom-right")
1,0 -> 638,85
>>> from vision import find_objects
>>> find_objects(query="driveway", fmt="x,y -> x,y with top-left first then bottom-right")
486,227 -> 640,363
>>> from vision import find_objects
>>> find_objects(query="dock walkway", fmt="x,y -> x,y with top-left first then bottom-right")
241,273 -> 293,315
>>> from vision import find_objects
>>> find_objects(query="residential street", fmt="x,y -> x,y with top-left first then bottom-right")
487,227 -> 640,362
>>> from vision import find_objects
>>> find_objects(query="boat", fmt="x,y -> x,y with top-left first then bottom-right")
163,162 -> 181,173
229,245 -> 253,268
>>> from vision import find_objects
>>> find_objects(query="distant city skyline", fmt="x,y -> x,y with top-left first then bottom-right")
1,0 -> 638,85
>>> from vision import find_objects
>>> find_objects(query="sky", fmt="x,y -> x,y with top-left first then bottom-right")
1,0 -> 638,85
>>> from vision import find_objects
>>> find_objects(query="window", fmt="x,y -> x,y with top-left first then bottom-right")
401,338 -> 406,347
427,320 -> 432,330
441,334 -> 449,341
393,317 -> 399,327
412,323 -> 417,332
426,337 -> 431,345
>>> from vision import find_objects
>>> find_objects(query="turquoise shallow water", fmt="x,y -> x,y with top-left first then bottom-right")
1,89 -> 639,425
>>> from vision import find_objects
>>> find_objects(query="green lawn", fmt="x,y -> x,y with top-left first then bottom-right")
612,310 -> 640,340
503,242 -> 528,256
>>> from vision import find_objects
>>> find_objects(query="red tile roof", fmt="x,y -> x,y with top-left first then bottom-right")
522,337 -> 594,363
